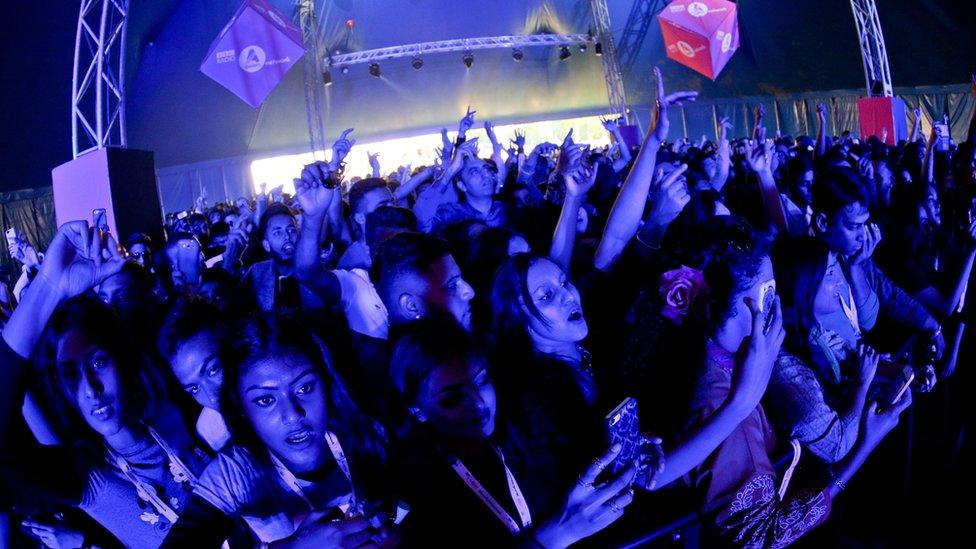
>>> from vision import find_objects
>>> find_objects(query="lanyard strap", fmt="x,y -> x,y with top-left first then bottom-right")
271,431 -> 354,510
450,447 -> 532,534
148,427 -> 198,485
838,284 -> 861,338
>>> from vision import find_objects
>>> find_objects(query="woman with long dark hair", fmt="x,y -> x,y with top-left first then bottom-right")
0,222 -> 206,548
389,315 -> 636,548
163,313 -> 392,547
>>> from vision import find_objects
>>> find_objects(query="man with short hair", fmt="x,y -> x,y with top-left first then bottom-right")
372,231 -> 475,331
242,203 -> 320,311
810,168 -> 942,353
339,177 -> 394,270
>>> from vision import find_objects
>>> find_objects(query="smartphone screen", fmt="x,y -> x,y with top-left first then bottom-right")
605,397 -> 640,475
758,279 -> 777,332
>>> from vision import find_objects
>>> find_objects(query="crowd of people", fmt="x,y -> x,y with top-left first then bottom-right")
1,69 -> 975,548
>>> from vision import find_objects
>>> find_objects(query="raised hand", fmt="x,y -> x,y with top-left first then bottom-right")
295,161 -> 338,218
652,66 -> 698,144
512,129 -> 526,152
458,106 -> 476,137
816,103 -> 827,120
330,128 -> 355,169
730,295 -> 785,409
745,138 -> 775,174
533,445 -> 638,548
601,117 -> 618,133
38,221 -> 127,300
484,121 -> 503,156
647,164 -> 690,226
755,103 -> 766,121
565,160 -> 598,199
847,222 -> 881,265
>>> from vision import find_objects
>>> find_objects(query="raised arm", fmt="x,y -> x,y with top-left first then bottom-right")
815,103 -> 828,158
550,141 -> 596,271
367,151 -> 381,179
293,162 -> 342,302
710,117 -> 732,191
752,104 -> 766,142
746,138 -> 789,233
393,166 -> 436,202
909,107 -> 922,143
3,222 -> 126,359
594,67 -> 697,271
602,117 -> 632,173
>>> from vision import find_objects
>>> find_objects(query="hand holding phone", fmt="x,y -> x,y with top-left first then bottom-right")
605,398 -> 641,475
92,208 -> 108,232
878,365 -> 914,413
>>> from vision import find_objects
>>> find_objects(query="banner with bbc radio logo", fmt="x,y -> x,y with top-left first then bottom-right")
200,0 -> 305,108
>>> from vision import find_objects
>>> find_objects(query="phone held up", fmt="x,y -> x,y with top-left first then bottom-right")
605,397 -> 641,475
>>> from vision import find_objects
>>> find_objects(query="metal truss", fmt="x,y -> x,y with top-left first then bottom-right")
849,0 -> 893,97
72,0 -> 128,158
299,0 -> 328,160
616,0 -> 666,76
589,0 -> 630,124
326,33 -> 595,67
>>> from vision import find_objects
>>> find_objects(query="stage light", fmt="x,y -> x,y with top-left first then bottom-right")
462,51 -> 474,68
340,65 -> 349,74
512,48 -> 524,62
412,56 -> 423,70
594,42 -> 603,56
559,46 -> 571,61
323,70 -> 332,86
368,63 -> 380,77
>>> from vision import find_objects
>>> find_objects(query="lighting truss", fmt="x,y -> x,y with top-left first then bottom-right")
299,0 -> 328,160
616,0 -> 667,76
849,0 -> 893,97
589,0 -> 630,124
325,34 -> 595,67
72,0 -> 129,158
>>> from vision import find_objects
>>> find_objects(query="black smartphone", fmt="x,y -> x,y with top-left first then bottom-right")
605,397 -> 641,475
878,365 -> 914,413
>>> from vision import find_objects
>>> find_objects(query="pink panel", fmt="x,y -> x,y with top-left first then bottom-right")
51,149 -> 116,232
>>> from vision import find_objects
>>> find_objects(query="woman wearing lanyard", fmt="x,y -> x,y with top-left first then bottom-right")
0,222 -> 206,548
389,316 -> 636,548
163,313 -> 393,547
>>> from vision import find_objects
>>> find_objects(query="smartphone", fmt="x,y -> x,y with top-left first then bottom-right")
176,239 -> 197,277
5,227 -> 17,249
934,123 -> 951,152
758,279 -> 777,332
879,365 -> 914,413
92,208 -> 108,232
605,397 -> 641,475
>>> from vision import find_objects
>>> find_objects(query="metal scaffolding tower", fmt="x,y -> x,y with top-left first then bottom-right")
589,0 -> 630,124
849,0 -> 893,97
616,0 -> 666,77
72,0 -> 129,158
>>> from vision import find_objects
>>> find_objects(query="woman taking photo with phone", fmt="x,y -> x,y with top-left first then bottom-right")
389,315 -> 636,548
0,222 -> 207,548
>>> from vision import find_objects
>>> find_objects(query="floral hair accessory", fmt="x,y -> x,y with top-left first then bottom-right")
658,265 -> 708,324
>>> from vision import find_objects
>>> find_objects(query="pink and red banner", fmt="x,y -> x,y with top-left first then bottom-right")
658,0 -> 739,80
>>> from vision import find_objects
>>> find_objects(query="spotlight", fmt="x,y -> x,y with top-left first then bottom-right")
368,62 -> 380,78
559,46 -> 571,61
340,65 -> 349,74
594,41 -> 603,56
462,51 -> 474,69
322,70 -> 332,86
512,48 -> 524,62
579,43 -> 587,53
412,56 -> 423,70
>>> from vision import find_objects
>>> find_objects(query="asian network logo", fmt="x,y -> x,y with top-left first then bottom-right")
239,45 -> 267,73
